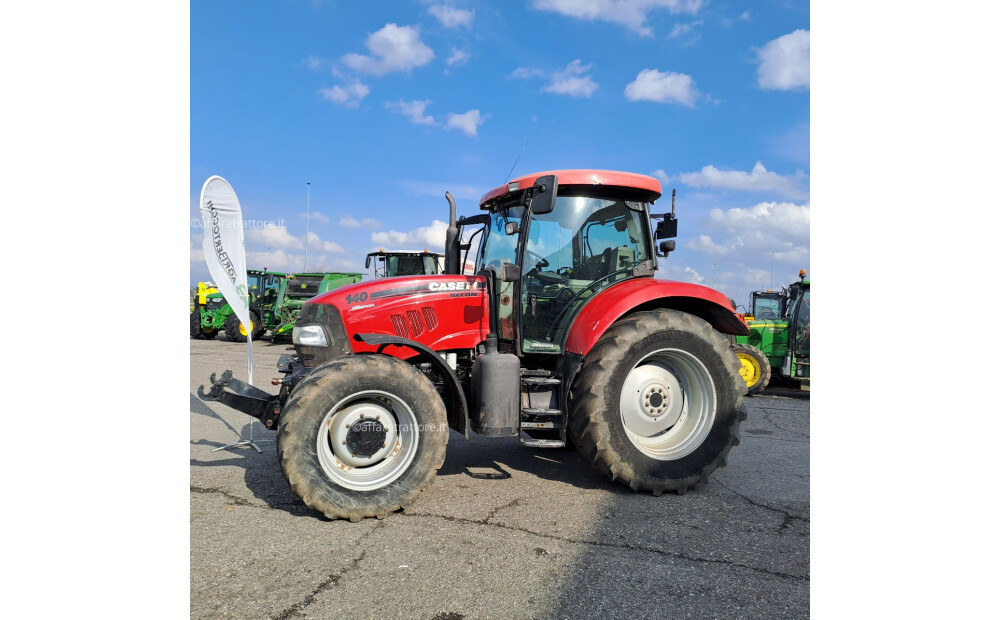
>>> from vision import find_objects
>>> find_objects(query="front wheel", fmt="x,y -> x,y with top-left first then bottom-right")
569,309 -> 747,494
732,343 -> 771,395
224,311 -> 260,342
277,355 -> 449,521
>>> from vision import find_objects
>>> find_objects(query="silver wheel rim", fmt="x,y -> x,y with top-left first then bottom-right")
316,390 -> 419,491
619,348 -> 716,460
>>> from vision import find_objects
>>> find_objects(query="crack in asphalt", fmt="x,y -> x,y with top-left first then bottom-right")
758,410 -> 810,439
715,480 -> 810,533
400,511 -> 808,582
483,497 -> 521,523
190,486 -> 257,507
190,485 -> 318,516
271,522 -> 385,620
741,434 -> 809,444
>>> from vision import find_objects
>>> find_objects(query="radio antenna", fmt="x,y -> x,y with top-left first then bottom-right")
504,140 -> 529,183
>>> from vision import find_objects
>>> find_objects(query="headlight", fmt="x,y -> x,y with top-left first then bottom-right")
293,325 -> 328,347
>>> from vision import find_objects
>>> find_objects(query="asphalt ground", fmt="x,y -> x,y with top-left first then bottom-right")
191,335 -> 810,619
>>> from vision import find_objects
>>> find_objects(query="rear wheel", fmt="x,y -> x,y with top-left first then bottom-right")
569,309 -> 746,494
277,355 -> 449,521
732,343 -> 770,395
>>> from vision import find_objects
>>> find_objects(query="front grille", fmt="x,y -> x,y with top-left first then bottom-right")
294,302 -> 351,367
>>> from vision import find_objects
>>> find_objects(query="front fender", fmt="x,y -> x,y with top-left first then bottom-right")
564,278 -> 748,356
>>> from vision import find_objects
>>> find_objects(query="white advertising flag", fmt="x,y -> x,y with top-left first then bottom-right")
200,175 -> 254,383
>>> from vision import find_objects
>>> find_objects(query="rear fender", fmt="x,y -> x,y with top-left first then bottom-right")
564,278 -> 749,356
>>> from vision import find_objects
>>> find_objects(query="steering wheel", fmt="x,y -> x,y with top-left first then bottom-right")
524,249 -> 565,284
525,249 -> 549,269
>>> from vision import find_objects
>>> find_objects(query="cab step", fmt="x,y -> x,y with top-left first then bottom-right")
519,436 -> 565,448
519,372 -> 567,447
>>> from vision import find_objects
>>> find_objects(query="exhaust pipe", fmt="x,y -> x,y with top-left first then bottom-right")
445,191 -> 459,274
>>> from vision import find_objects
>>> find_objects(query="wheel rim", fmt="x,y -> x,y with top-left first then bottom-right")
238,320 -> 252,337
316,390 -> 419,491
618,348 -> 717,460
736,352 -> 761,386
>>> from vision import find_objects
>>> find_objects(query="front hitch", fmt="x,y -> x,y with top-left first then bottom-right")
197,370 -> 283,430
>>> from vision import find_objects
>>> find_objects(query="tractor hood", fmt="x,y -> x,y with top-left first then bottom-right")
296,274 -> 491,363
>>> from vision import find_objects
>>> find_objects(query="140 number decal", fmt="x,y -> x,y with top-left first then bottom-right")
345,291 -> 368,304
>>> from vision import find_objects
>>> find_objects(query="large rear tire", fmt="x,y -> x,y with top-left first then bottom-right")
569,309 -> 746,494
733,343 -> 771,395
277,355 -> 449,521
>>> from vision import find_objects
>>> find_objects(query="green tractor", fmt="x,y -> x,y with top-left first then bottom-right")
732,270 -> 811,394
190,269 -> 286,342
264,272 -> 365,340
364,249 -> 445,278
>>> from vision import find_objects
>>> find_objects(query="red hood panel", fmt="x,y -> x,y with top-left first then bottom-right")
309,275 -> 491,355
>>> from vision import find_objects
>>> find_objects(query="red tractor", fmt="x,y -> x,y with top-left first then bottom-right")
200,170 -> 749,521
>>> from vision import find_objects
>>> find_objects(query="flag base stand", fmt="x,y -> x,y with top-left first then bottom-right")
213,417 -> 262,453
213,438 -> 262,453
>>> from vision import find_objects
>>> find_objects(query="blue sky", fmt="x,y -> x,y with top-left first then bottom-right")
191,0 -> 809,307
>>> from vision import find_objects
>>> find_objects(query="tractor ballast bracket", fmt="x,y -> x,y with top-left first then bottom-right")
197,370 -> 283,430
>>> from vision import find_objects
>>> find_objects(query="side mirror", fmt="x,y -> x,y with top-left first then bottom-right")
500,262 -> 521,282
365,255 -> 372,269
527,175 -> 558,215
505,221 -> 519,235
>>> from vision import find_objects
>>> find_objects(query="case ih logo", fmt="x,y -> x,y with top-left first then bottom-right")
428,281 -> 483,292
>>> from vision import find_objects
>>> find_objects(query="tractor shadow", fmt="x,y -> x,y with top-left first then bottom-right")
437,432 -> 621,492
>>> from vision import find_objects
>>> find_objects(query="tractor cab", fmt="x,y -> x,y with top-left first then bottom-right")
748,290 -> 787,321
784,278 -> 810,382
247,269 -> 285,305
365,250 -> 445,278
458,170 -> 669,355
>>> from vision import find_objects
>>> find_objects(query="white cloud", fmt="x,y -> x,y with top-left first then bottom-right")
340,215 -> 382,229
302,211 -> 330,224
624,69 -> 699,106
446,49 -> 471,67
428,5 -> 474,28
445,109 -> 486,137
679,161 -> 807,199
386,99 -> 436,126
371,219 -> 449,251
319,81 -> 370,108
246,224 -> 303,250
706,201 -> 810,243
244,224 -> 348,255
306,231 -> 346,253
668,21 -> 701,43
510,67 -> 545,80
651,169 -> 671,185
303,55 -> 324,70
342,23 -> 434,76
543,60 -> 599,97
756,29 -> 809,91
531,0 -> 704,36
682,201 -> 810,260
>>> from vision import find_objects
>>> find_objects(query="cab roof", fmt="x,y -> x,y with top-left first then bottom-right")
479,169 -> 663,207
